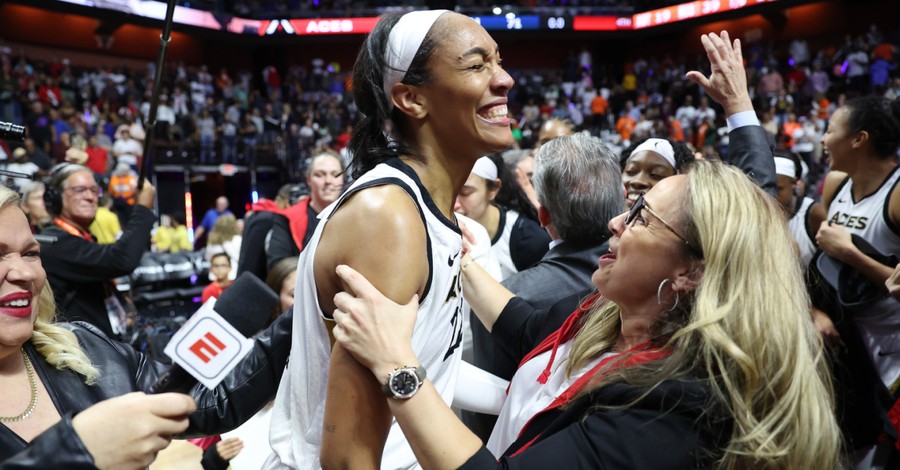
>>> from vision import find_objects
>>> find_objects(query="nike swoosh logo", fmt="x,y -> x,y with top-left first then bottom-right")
837,199 -> 846,203
877,350 -> 900,357
448,253 -> 454,266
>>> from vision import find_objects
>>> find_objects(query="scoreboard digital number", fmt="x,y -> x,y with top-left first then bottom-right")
471,14 -> 542,30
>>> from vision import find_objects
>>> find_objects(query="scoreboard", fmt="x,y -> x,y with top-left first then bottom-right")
470,14 -> 633,32
53,0 -> 783,35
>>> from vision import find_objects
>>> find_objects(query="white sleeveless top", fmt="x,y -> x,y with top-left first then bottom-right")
827,167 -> 900,388
265,159 -> 465,469
788,196 -> 816,269
486,343 -> 611,457
491,208 -> 519,281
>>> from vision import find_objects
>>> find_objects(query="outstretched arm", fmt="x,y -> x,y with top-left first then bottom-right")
460,253 -> 516,332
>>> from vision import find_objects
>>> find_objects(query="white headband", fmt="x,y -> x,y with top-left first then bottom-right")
382,10 -> 448,103
471,156 -> 498,181
774,157 -> 797,178
630,138 -> 677,171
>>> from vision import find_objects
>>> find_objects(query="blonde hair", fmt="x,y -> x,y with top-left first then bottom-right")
0,186 -> 100,383
567,161 -> 840,468
207,213 -> 239,246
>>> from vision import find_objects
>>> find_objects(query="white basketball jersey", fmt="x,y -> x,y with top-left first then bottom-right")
265,159 -> 465,469
827,167 -> 900,388
788,196 -> 816,268
490,207 -> 518,281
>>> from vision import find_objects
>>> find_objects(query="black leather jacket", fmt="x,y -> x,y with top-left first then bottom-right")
0,309 -> 292,469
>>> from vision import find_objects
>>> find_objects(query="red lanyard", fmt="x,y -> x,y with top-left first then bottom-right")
53,217 -> 94,241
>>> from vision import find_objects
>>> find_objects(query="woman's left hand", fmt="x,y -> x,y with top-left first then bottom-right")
332,265 -> 421,380
816,221 -> 855,262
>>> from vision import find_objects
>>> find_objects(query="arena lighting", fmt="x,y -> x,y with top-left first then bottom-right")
185,190 -> 195,243
630,0 -> 780,30
493,6 -> 502,15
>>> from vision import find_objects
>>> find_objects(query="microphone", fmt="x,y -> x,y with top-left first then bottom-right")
150,271 -> 280,394
0,121 -> 26,142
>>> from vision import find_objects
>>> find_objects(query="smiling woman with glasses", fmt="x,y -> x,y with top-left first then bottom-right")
625,192 -> 702,259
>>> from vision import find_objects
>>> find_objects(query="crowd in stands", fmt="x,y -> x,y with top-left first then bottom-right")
0,20 -> 897,256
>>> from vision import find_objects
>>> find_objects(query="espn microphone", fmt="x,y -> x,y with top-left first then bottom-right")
0,121 -> 26,142
149,271 -> 280,394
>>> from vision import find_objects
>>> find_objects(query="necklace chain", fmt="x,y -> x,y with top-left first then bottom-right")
0,350 -> 37,423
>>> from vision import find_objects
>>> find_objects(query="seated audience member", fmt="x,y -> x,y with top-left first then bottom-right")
202,252 -> 234,303
153,211 -> 192,253
18,181 -> 51,232
89,193 -> 122,244
332,159 -> 841,469
266,150 -> 344,268
454,154 -> 549,281
0,185 -> 292,467
205,214 -> 241,281
39,163 -> 155,338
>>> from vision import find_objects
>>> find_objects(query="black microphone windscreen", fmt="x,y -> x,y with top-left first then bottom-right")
214,271 -> 280,336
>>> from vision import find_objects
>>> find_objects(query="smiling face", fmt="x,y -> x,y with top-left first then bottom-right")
820,107 -> 856,172
59,170 -> 99,229
0,205 -> 46,355
593,175 -> 695,310
621,150 -> 677,208
415,13 -> 514,157
453,173 -> 497,223
306,155 -> 344,212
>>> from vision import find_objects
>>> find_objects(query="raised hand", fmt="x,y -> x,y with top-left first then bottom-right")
685,30 -> 754,116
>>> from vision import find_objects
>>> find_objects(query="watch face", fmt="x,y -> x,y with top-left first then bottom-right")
389,370 -> 420,398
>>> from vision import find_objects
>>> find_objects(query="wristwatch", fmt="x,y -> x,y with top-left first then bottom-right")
381,365 -> 427,399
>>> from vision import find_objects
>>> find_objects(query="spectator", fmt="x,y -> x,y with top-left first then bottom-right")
111,126 -> 141,171
84,134 -> 109,176
18,181 -> 51,232
153,211 -> 192,253
194,195 -> 232,245
202,252 -> 233,303
266,151 -> 343,268
205,213 -> 241,281
89,192 -> 122,244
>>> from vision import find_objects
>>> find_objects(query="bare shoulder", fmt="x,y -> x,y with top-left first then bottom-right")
821,171 -> 849,210
315,184 -> 430,312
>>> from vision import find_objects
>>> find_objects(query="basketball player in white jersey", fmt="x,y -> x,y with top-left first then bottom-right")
773,152 -> 825,269
815,95 -> 900,467
265,10 -> 514,469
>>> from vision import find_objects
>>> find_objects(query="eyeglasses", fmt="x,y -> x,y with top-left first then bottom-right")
64,185 -> 100,196
625,193 -> 701,258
